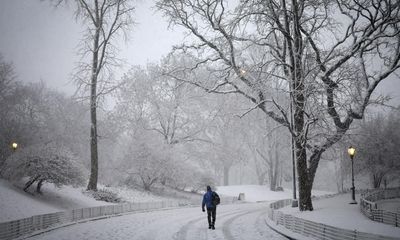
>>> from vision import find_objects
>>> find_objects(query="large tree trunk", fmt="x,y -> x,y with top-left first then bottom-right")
87,79 -> 99,191
87,7 -> 100,191
289,0 -> 313,211
296,144 -> 312,210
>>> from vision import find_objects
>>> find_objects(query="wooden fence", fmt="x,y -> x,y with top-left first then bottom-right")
360,188 -> 400,227
267,198 -> 400,240
0,195 -> 237,240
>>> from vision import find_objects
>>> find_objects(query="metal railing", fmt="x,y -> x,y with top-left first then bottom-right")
0,195 -> 237,240
360,188 -> 400,227
267,198 -> 400,240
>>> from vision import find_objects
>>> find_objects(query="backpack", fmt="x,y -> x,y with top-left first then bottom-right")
212,192 -> 220,206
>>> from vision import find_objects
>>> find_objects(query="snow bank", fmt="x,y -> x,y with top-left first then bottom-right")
0,180 -> 186,223
102,185 -> 178,203
0,179 -> 113,222
216,185 -> 332,202
280,194 -> 400,238
0,179 -> 59,222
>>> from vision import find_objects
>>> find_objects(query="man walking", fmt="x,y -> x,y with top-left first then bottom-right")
202,185 -> 220,229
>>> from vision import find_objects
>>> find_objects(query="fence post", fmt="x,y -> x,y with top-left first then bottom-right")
372,208 -> 375,221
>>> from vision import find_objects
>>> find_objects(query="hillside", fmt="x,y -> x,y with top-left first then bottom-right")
0,179 -> 174,222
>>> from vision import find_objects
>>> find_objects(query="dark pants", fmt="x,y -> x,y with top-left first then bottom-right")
207,207 -> 216,226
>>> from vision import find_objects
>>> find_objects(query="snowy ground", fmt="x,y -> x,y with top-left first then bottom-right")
5,181 -> 398,240
280,193 -> 400,238
0,179 -> 174,222
0,179 -> 112,222
27,202 -> 286,240
217,185 -> 332,202
377,198 -> 400,212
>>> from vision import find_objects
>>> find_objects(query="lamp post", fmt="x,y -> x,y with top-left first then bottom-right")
11,142 -> 18,152
347,146 -> 357,204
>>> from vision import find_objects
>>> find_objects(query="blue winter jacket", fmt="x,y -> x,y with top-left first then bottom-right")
202,190 -> 215,209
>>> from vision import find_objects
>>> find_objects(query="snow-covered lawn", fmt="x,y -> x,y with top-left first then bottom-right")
377,198 -> 400,212
3,181 -> 399,239
0,179 -> 114,222
217,185 -> 332,202
0,182 -> 332,223
0,179 -> 175,222
280,193 -> 400,238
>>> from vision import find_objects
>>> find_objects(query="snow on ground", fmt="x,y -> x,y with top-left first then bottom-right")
0,179 -> 113,222
28,202 -> 286,240
100,185 -> 179,203
0,179 -> 60,222
280,193 -> 400,238
0,179 -> 176,222
216,185 -> 332,202
5,181 -> 398,239
377,198 -> 400,212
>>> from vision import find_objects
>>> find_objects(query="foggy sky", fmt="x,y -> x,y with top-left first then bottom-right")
0,0 -> 399,106
0,0 -> 183,95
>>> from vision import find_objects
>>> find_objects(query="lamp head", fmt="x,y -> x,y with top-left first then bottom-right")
348,146 -> 356,158
12,142 -> 18,150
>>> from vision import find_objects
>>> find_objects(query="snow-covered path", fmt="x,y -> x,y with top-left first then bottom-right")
28,202 -> 287,240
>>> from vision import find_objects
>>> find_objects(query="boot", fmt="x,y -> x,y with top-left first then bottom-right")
211,225 -> 215,230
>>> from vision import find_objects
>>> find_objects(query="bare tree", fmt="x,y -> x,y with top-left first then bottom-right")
244,111 -> 290,190
329,143 -> 351,193
56,0 -> 135,190
354,112 -> 400,188
117,63 -> 210,146
156,0 -> 400,210
207,116 -> 244,185
0,55 -> 17,166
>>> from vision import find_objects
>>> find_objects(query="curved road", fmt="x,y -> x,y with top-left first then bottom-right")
28,202 -> 287,240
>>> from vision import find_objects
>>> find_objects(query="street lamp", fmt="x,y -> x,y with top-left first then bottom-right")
347,146 -> 357,204
11,142 -> 18,152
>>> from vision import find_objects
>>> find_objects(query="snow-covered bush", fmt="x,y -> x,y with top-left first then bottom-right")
165,163 -> 215,193
1,143 -> 86,193
191,174 -> 217,193
87,188 -> 121,203
125,142 -> 170,191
